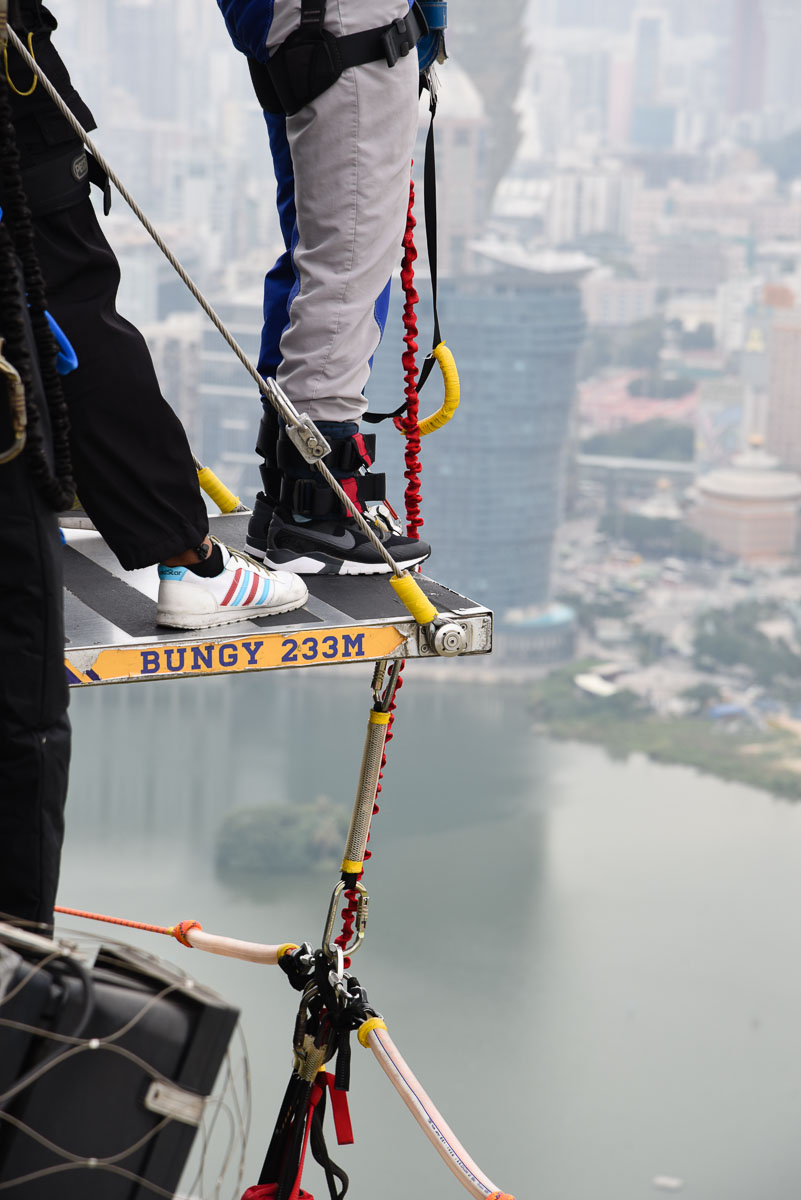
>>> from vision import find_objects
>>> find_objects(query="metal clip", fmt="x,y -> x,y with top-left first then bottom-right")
285,414 -> 331,463
0,340 -> 27,465
322,879 -> 369,962
372,658 -> 402,712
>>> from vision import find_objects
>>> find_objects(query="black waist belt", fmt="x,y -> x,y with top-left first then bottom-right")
248,2 -> 427,117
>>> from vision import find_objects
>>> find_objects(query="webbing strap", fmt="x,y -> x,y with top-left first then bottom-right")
417,86 -> 441,391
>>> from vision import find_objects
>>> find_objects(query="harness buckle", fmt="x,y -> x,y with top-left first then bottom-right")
381,15 -> 413,68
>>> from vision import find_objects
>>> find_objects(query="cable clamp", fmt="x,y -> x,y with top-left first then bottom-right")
286,414 -> 332,464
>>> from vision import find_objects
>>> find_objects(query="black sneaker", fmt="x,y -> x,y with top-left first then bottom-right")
244,491 -> 276,560
261,505 -> 431,576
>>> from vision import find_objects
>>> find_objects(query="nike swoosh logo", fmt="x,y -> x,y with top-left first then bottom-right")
293,527 -> 358,551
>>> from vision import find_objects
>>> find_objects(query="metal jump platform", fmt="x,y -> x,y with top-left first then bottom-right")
63,513 -> 493,687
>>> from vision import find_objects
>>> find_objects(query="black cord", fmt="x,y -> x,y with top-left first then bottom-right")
0,49 -> 74,510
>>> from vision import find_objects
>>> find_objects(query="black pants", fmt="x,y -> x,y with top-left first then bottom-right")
7,4 -> 208,570
34,195 -> 209,569
0,303 -> 69,929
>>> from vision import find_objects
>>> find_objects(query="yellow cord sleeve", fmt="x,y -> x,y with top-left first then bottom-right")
417,342 -> 460,437
368,710 -> 391,726
390,571 -> 438,625
196,466 -> 242,514
358,1016 -> 388,1047
341,858 -> 364,875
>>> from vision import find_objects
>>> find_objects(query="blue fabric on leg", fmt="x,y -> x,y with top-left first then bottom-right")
215,0 -> 275,61
258,110 -> 299,393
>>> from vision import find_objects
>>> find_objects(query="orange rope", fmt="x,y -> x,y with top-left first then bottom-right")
54,905 -> 202,947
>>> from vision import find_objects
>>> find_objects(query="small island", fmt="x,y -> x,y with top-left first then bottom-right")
216,795 -> 350,876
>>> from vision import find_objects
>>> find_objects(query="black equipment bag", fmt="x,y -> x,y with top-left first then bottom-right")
0,922 -> 240,1198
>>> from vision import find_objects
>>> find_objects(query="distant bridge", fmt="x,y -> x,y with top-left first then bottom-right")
576,454 -> 697,491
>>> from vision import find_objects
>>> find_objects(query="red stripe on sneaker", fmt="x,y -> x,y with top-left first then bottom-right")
243,572 -> 261,607
222,567 -> 243,606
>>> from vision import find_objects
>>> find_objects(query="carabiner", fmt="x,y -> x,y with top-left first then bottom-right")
0,340 -> 27,465
322,879 -> 369,962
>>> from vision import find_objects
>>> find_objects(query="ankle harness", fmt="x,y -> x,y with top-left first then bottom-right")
247,0 -> 427,117
274,425 -> 386,520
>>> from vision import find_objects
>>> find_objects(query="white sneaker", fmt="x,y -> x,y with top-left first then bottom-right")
156,539 -> 308,629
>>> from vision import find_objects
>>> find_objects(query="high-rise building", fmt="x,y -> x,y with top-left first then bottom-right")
369,252 -> 589,618
766,308 -> 801,470
762,0 -> 801,114
729,0 -> 765,113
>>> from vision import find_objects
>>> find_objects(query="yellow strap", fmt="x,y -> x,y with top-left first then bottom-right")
413,342 -> 460,438
341,857 -> 364,875
276,942 -> 300,959
357,1016 -> 388,1048
368,710 -> 391,726
390,571 -> 438,625
196,465 -> 242,514
3,32 -> 37,96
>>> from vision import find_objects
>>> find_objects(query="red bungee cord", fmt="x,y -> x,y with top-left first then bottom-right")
336,178 -> 422,966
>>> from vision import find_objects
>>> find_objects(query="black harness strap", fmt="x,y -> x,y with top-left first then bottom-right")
249,0 -> 427,117
417,84 -> 441,392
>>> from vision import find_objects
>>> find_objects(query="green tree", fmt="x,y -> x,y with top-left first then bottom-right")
582,418 -> 694,460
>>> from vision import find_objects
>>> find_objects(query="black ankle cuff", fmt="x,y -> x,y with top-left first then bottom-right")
186,544 -> 224,577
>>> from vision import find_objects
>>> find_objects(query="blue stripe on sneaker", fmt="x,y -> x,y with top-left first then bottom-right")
256,576 -> 272,606
231,572 -> 252,607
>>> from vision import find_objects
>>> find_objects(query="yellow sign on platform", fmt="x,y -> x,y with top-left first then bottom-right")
66,624 -> 407,686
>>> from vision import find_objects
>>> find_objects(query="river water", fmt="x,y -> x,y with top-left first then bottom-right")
61,665 -> 801,1200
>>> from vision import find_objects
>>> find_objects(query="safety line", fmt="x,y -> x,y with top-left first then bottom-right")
5,27 -> 405,579
53,906 -> 291,964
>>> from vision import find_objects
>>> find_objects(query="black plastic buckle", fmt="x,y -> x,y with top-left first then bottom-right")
381,15 -> 413,68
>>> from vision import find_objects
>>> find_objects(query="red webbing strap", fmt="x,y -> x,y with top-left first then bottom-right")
324,1072 -> 354,1145
241,1081 -> 325,1200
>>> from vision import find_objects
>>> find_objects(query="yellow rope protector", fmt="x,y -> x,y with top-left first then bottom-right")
341,858 -> 364,876
390,571 -> 438,625
276,942 -> 300,959
368,710 -> 391,727
196,465 -> 242,514
416,342 -> 460,437
358,1016 -> 388,1048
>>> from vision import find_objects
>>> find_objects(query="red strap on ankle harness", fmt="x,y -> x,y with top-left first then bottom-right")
341,475 -> 362,513
352,431 -> 372,468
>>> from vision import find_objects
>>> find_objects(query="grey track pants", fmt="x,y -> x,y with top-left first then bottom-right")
268,0 -> 419,423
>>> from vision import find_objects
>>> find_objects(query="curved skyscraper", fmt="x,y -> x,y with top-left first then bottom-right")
370,251 -> 590,621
